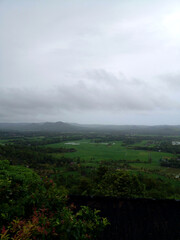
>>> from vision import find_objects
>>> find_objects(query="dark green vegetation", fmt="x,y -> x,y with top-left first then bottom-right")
0,127 -> 180,239
0,131 -> 179,198
0,160 -> 108,239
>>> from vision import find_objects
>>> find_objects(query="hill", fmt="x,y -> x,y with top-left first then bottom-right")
1,121 -> 180,135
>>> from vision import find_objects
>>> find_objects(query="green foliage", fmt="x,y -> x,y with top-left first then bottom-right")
91,168 -> 180,199
1,133 -> 180,202
28,177 -> 68,211
0,144 -> 59,167
1,206 -> 109,240
54,206 -> 109,240
0,160 -> 109,239
0,160 -> 42,225
160,157 -> 180,168
96,166 -> 109,180
93,170 -> 145,198
78,177 -> 93,196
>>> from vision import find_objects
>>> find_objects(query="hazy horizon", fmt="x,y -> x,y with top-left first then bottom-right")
1,121 -> 180,127
1,0 -> 180,125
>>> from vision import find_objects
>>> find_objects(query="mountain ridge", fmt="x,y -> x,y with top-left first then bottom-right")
0,121 -> 180,135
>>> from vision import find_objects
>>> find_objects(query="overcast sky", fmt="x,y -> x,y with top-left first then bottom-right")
1,0 -> 180,124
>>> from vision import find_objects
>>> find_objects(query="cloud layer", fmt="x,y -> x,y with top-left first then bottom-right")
0,69 -> 180,123
1,0 -> 180,124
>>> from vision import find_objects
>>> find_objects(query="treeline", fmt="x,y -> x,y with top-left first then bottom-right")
159,141 -> 180,154
130,141 -> 180,155
0,144 -> 75,167
160,158 -> 180,168
8,136 -> 82,146
2,131 -> 176,146
51,165 -> 180,199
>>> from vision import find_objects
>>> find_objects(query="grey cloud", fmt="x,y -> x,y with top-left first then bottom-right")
1,0 -> 180,124
159,73 -> 180,90
0,69 -> 179,122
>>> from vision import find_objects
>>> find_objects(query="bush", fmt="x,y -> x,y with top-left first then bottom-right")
0,160 -> 109,239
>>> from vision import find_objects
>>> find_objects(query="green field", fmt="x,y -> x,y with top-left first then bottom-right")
45,140 -> 172,160
0,133 -> 179,198
43,139 -> 180,184
0,139 -> 10,144
45,140 -> 176,170
0,134 -> 179,185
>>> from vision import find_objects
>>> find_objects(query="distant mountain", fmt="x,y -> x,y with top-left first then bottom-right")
0,121 -> 83,132
0,121 -> 180,135
71,123 -> 180,135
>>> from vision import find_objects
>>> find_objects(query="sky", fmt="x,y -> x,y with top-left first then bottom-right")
1,0 -> 180,125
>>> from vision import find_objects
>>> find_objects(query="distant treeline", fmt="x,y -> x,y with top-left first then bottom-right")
129,141 -> 180,154
0,144 -> 75,167
160,158 -> 180,168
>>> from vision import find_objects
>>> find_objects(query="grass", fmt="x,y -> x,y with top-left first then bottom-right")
44,140 -> 180,184
45,140 -> 174,163
0,139 -> 10,144
131,140 -> 159,148
1,135 -> 179,186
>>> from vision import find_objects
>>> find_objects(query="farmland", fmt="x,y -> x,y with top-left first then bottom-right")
45,139 -> 173,167
0,130 -> 180,199
1,131 -> 180,188
42,138 -> 179,185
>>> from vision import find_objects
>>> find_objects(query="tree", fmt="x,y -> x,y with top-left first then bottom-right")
93,170 -> 145,198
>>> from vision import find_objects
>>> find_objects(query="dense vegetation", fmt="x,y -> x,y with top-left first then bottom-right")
0,160 -> 108,239
0,130 -> 180,238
